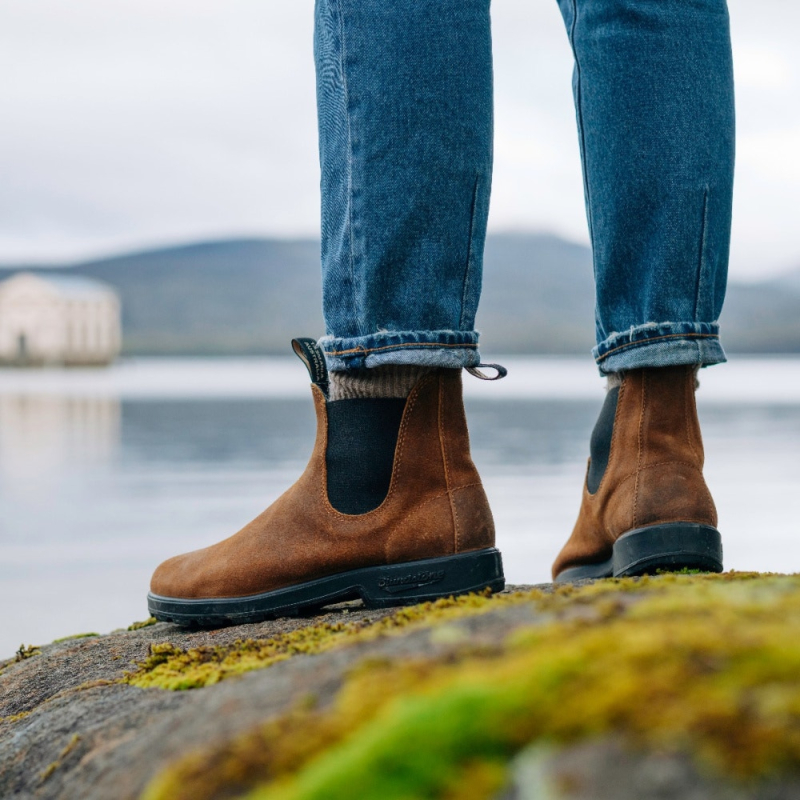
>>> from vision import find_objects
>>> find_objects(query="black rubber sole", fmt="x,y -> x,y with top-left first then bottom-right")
148,547 -> 505,627
555,523 -> 723,583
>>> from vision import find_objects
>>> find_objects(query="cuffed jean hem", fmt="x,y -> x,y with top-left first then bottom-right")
594,321 -> 727,375
319,330 -> 481,372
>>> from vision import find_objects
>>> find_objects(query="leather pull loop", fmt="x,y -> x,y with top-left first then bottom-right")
465,363 -> 508,381
291,337 -> 329,396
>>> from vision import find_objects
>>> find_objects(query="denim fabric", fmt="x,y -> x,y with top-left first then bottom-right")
315,0 -> 735,374
314,0 -> 492,371
556,0 -> 736,374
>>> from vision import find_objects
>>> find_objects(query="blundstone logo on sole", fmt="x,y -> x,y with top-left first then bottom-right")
377,570 -> 446,594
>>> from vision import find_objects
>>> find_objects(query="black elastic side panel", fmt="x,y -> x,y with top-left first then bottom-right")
587,386 -> 619,495
325,398 -> 406,514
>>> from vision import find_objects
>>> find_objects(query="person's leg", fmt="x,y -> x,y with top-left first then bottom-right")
559,0 -> 735,372
316,0 -> 493,373
559,0 -> 734,372
553,0 -> 735,580
148,0 -> 504,624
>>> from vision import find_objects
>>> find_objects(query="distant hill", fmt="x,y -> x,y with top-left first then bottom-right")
723,278 -> 800,354
0,234 -> 798,355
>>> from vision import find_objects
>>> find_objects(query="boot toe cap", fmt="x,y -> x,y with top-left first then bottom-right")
150,551 -> 206,599
150,545 -> 270,599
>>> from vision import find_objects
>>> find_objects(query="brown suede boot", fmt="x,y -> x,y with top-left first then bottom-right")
552,365 -> 722,583
148,340 -> 504,625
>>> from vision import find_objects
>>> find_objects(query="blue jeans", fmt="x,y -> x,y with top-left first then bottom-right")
314,0 -> 735,374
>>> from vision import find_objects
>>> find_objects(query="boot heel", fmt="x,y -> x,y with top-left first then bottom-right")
359,548 -> 505,608
612,523 -> 723,577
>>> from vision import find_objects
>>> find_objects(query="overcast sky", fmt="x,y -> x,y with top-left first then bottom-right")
0,1 -> 797,280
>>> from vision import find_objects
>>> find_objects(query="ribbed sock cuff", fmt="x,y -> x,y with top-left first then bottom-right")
328,366 -> 433,401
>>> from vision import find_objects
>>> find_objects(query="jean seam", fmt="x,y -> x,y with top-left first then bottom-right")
459,174 -> 480,330
568,0 -> 602,343
326,341 -> 479,357
694,186 -> 710,321
596,332 -> 719,363
569,0 -> 594,247
332,0 -> 360,336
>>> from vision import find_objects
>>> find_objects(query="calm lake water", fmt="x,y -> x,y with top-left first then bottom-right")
2,356 -> 799,659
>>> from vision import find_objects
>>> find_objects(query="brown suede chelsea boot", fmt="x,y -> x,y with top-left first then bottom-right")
553,365 -> 723,583
148,339 -> 504,625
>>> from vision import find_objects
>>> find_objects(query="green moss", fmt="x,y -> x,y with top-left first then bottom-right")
0,710 -> 31,725
142,574 -> 800,800
128,577 -> 770,693
40,734 -> 81,783
125,590 -> 529,691
73,678 -> 115,692
128,617 -> 158,631
52,633 -> 100,644
439,759 -> 508,800
15,643 -> 41,662
661,567 -> 703,575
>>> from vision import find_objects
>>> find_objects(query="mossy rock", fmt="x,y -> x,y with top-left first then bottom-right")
142,573 -> 800,800
3,573 -> 800,800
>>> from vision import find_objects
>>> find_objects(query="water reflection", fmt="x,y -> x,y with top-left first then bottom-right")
1,358 -> 799,660
0,395 -> 119,495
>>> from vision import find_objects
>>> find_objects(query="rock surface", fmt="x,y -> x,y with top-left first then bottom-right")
2,575 -> 799,800
0,589 -> 544,799
501,740 -> 800,800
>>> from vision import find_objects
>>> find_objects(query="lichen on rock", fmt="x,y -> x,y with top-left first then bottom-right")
39,734 -> 82,784
5,573 -> 800,800
127,618 -> 158,631
15,643 -> 41,662
143,573 -> 800,800
52,633 -> 99,644
124,589 -> 531,691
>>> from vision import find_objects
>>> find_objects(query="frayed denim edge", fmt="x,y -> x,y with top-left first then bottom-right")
595,321 -> 727,375
320,331 -> 481,372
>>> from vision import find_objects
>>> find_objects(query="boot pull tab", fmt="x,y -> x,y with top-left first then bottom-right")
291,338 -> 329,396
465,363 -> 508,381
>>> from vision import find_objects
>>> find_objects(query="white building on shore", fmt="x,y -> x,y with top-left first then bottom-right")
0,272 -> 121,366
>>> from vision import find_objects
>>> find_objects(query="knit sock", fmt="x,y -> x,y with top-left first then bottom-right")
328,365 -> 433,401
325,366 -> 433,514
